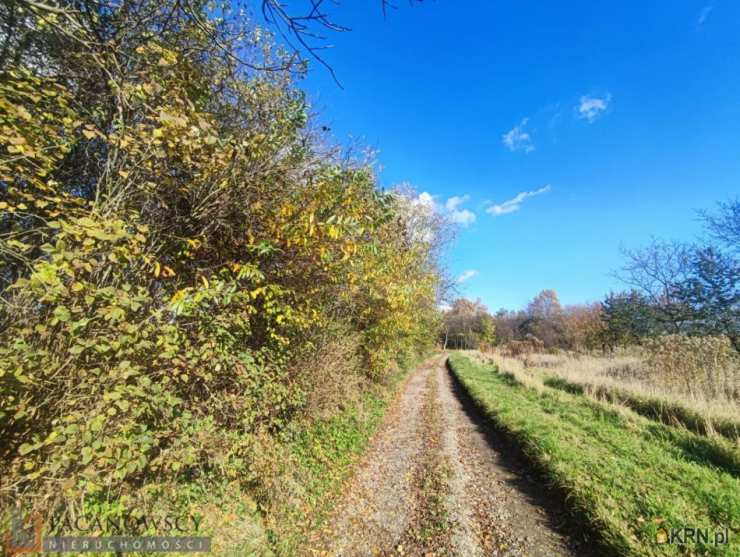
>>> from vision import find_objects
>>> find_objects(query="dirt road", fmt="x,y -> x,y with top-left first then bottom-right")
307,355 -> 593,556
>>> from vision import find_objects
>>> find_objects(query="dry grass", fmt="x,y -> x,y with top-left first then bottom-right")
461,349 -> 546,393
482,343 -> 740,429
643,335 -> 739,400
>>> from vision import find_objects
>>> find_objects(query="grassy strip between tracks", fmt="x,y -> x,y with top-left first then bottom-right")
447,353 -> 740,557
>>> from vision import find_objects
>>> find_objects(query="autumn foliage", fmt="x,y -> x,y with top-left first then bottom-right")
0,0 -> 441,535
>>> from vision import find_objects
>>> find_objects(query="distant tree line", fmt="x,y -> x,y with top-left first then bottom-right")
489,199 -> 739,354
492,290 -> 604,352
440,298 -> 496,350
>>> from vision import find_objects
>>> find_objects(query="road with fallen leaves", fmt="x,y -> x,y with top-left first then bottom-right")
306,354 -> 595,557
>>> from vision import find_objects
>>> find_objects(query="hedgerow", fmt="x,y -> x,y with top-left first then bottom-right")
0,0 -> 441,547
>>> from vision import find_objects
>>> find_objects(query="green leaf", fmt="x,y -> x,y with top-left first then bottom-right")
53,305 -> 71,322
18,443 -> 35,456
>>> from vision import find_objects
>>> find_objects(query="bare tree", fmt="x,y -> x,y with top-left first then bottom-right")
258,0 -> 426,84
701,198 -> 740,252
615,239 -> 695,333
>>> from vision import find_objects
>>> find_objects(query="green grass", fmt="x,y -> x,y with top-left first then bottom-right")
448,354 -> 740,557
542,376 -> 740,442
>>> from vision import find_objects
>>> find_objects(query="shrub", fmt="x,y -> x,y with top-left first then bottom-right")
502,334 -> 544,357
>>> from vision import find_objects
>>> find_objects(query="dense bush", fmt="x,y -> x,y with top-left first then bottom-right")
0,0 -> 441,538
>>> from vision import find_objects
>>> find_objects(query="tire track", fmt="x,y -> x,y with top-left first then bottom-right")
306,355 -> 589,556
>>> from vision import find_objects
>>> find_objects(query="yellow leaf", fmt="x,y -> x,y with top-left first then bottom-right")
170,288 -> 190,304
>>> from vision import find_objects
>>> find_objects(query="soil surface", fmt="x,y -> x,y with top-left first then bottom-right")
306,355 -> 595,557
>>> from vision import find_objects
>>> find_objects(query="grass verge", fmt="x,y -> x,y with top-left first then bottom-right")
448,353 -> 740,557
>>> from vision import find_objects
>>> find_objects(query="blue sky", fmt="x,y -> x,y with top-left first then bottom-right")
294,1 -> 740,311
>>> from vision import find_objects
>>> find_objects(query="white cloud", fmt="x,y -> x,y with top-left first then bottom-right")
578,94 -> 612,123
502,118 -> 535,153
445,195 -> 476,227
412,192 -> 478,227
698,5 -> 713,25
449,208 -> 476,226
486,185 -> 552,216
445,195 -> 468,212
406,191 -> 439,244
457,270 -> 478,284
413,191 -> 436,209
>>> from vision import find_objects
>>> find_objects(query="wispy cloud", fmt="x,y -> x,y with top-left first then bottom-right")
445,195 -> 468,211
698,4 -> 713,25
413,191 -> 477,228
486,185 -> 552,216
445,195 -> 476,227
578,94 -> 612,123
502,118 -> 535,153
457,269 -> 478,284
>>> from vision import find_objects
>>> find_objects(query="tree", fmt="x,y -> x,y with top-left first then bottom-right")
616,240 -> 695,333
492,309 -> 517,345
442,298 -> 495,350
612,200 -> 739,351
561,303 -> 605,352
258,0 -> 427,83
520,289 -> 565,348
599,291 -> 660,350
676,247 -> 740,350
701,198 -> 740,252
527,289 -> 563,321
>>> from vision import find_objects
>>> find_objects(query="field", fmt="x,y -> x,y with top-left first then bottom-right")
484,349 -> 740,442
448,353 -> 740,557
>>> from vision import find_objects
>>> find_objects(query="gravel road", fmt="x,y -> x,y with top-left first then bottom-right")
306,355 -> 593,557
